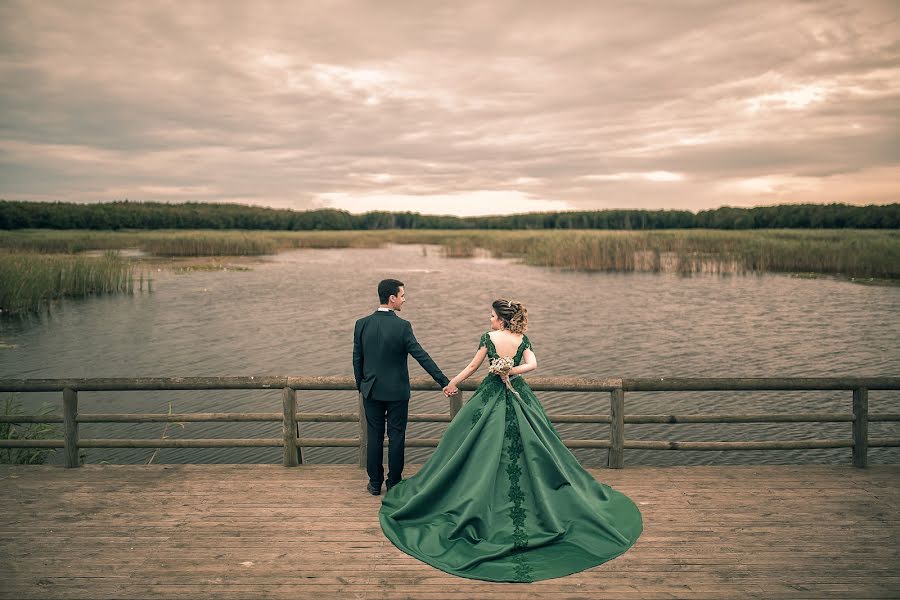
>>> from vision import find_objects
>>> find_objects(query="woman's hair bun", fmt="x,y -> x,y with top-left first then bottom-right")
492,298 -> 528,334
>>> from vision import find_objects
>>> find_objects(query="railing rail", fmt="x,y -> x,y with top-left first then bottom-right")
2,376 -> 898,469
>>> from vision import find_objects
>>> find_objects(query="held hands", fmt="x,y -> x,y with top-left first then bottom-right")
443,383 -> 459,397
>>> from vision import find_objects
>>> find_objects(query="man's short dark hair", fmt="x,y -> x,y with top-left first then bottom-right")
378,279 -> 404,304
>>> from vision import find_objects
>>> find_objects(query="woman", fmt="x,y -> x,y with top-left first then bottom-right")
379,299 -> 642,583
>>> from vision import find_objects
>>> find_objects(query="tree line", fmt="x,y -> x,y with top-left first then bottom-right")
0,200 -> 897,230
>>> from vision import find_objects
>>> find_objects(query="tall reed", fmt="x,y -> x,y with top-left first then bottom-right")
138,232 -> 278,256
1,229 -> 897,279
519,230 -> 900,279
0,252 -> 134,315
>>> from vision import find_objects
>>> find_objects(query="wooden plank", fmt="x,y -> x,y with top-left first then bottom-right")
282,387 -> 298,467
62,388 -> 78,468
449,391 -> 463,419
608,388 -> 624,468
1,464 -> 898,599
624,439 -> 854,450
3,375 -> 898,393
625,412 -> 854,423
853,387 -> 869,468
357,392 -> 366,468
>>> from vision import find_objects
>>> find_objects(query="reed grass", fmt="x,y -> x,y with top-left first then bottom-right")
0,251 -> 135,315
373,229 -> 900,279
0,395 -> 60,464
138,233 -> 278,256
1,229 -> 897,279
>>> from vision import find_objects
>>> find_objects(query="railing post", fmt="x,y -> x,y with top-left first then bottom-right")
852,387 -> 868,468
358,392 -> 367,468
295,422 -> 303,465
63,387 -> 79,468
449,391 -> 463,419
608,388 -> 624,469
282,387 -> 299,467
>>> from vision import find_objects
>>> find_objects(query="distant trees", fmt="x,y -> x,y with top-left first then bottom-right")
693,204 -> 900,229
0,200 -> 897,230
0,201 -> 356,231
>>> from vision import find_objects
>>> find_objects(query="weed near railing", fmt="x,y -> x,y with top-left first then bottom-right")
0,395 -> 60,464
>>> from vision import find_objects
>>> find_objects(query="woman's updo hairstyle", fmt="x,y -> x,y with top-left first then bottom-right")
492,298 -> 528,334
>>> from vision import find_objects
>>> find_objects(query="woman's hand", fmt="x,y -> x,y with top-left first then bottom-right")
443,383 -> 459,397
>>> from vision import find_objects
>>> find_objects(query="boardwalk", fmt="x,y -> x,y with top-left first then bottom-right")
2,464 -> 898,599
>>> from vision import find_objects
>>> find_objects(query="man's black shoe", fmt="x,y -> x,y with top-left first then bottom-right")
386,480 -> 403,492
366,482 -> 381,496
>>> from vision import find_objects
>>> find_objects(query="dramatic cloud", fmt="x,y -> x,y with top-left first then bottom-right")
1,0 -> 898,215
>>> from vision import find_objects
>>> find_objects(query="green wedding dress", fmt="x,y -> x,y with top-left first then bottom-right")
379,333 -> 643,582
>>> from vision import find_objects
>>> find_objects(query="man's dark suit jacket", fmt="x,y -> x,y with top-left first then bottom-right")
353,310 -> 449,402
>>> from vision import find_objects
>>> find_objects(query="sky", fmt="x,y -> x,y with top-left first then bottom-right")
0,1 -> 898,217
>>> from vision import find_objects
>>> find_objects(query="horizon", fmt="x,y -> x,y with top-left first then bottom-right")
1,1 -> 898,216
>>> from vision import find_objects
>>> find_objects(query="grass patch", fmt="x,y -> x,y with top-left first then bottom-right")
519,229 -> 900,279
139,232 -> 277,256
0,251 -> 137,315
0,395 -> 61,465
1,229 -> 897,280
171,262 -> 253,273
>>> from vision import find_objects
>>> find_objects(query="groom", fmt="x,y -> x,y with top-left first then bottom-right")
353,278 -> 451,496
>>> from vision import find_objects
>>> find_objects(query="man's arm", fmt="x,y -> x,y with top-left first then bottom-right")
404,322 -> 450,388
352,319 -> 364,391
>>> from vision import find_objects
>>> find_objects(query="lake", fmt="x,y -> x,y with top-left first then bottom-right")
2,243 -> 898,466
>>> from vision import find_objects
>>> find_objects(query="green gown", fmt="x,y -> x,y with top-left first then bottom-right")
379,333 -> 643,583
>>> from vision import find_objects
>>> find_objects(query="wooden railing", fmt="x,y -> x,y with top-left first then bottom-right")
1,376 -> 899,469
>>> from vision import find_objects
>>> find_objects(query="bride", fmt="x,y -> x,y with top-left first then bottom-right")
378,299 -> 643,582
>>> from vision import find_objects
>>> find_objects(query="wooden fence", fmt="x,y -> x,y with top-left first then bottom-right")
1,376 -> 898,469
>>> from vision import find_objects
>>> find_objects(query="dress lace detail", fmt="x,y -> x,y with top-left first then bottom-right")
514,334 -> 531,365
473,333 -> 497,425
504,391 -> 533,582
472,333 -> 529,425
479,332 -> 531,365
480,332 -> 535,580
478,331 -> 491,352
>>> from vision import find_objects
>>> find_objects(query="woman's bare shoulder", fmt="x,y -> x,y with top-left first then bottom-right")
489,330 -> 525,344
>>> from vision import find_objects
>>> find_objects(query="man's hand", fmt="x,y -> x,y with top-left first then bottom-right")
443,384 -> 459,397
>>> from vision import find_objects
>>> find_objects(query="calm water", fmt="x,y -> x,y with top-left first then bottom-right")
2,244 -> 898,466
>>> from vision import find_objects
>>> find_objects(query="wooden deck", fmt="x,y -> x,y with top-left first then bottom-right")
1,464 -> 898,599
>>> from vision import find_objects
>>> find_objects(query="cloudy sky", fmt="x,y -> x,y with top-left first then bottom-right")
1,1 -> 898,216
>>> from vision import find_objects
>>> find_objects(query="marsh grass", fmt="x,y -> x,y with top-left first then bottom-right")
139,233 -> 277,256
1,228 -> 897,280
385,229 -> 900,279
302,229 -> 900,279
0,230 -> 278,256
0,251 -> 136,315
492,229 -> 900,279
0,395 -> 60,464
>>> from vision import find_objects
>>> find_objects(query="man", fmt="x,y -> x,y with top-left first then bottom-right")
353,279 -> 450,496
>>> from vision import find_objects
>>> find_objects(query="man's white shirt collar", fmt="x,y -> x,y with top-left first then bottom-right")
377,307 -> 394,312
